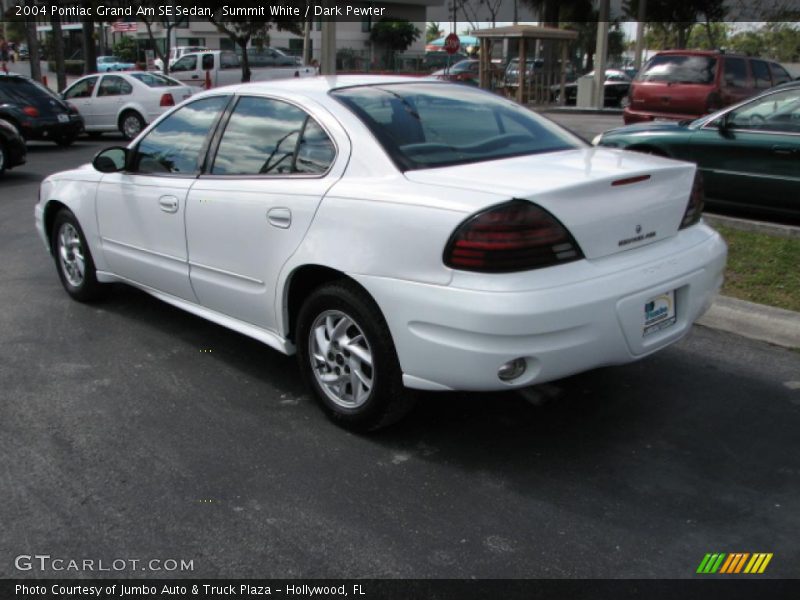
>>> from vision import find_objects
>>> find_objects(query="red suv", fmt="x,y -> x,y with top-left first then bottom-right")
623,50 -> 792,124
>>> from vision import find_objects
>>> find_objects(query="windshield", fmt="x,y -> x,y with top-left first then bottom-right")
636,55 -> 717,84
130,72 -> 180,87
332,83 -> 583,171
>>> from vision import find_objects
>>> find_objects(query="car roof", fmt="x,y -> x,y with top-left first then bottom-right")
653,49 -> 749,58
200,75 -> 439,101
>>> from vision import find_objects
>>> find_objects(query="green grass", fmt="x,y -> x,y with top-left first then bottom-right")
715,225 -> 800,313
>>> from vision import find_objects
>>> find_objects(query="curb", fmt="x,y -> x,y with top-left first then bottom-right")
698,295 -> 800,349
536,106 -> 624,115
704,213 -> 800,240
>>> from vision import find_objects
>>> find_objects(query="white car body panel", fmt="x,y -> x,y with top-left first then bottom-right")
36,76 -> 727,392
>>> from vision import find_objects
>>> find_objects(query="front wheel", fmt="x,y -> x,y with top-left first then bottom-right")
51,209 -> 105,302
296,281 -> 415,431
54,134 -> 76,147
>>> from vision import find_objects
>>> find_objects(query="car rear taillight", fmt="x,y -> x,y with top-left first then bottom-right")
705,91 -> 722,113
680,171 -> 705,229
22,106 -> 39,117
159,93 -> 175,107
444,200 -> 583,273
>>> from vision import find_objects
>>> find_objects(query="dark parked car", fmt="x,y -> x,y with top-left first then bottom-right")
0,118 -> 27,176
624,50 -> 793,124
430,59 -> 480,85
595,81 -> 800,222
551,69 -> 632,107
503,58 -> 544,87
0,73 -> 84,146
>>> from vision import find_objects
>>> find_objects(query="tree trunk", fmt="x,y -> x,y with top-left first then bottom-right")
24,1 -> 41,82
82,12 -> 97,74
51,15 -> 67,92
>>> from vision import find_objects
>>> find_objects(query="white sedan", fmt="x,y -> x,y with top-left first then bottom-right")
35,76 -> 727,431
62,72 -> 194,140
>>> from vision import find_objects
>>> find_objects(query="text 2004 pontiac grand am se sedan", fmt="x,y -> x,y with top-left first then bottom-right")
35,76 -> 727,431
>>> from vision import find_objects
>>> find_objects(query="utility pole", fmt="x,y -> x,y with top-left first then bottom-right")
593,0 -> 610,109
634,0 -> 647,70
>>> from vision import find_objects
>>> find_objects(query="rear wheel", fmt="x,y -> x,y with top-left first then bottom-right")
119,111 -> 145,140
54,134 -> 76,147
51,209 -> 105,302
0,141 -> 6,176
296,281 -> 415,431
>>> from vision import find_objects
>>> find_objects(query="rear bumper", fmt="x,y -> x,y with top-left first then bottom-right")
20,117 -> 84,141
623,107 -> 702,124
354,224 -> 726,392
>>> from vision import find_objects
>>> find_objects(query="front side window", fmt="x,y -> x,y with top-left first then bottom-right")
636,55 -> 717,84
770,63 -> 792,86
729,89 -> 800,133
65,76 -> 98,99
132,95 -> 229,175
171,55 -> 197,72
332,83 -> 583,171
211,96 -> 335,176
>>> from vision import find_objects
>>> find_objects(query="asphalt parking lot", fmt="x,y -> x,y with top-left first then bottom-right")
1,135 -> 799,579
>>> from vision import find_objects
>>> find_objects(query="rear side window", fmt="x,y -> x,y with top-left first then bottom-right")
636,55 -> 717,84
211,96 -> 335,176
98,75 -> 132,97
769,63 -> 792,86
332,83 -> 583,171
723,58 -> 749,88
751,60 -> 772,89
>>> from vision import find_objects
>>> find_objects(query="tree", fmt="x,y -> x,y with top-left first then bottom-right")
564,18 -> 626,72
200,1 -> 302,82
369,19 -> 421,70
113,36 -> 138,63
623,0 -> 726,49
138,1 -> 186,75
426,22 -> 442,44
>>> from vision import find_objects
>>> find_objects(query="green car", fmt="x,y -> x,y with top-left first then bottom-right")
594,82 -> 800,222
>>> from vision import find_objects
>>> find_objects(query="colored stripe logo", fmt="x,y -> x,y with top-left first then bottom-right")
697,553 -> 773,574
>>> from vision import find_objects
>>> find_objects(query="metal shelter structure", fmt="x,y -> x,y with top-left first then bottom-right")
473,25 -> 578,106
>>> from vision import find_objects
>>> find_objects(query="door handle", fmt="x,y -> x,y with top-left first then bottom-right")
159,196 -> 179,213
771,145 -> 796,155
191,74 -> 200,79
267,207 -> 291,229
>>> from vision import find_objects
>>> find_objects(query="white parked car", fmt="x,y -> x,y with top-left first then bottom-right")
62,72 -> 194,139
35,76 -> 727,431
153,46 -> 208,71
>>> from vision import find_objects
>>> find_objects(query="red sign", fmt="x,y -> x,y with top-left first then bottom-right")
444,33 -> 460,55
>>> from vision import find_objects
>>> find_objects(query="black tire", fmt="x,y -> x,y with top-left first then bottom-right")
0,141 -> 6,176
51,209 -> 105,302
296,280 -> 415,432
119,111 -> 145,140
55,134 -> 76,147
87,131 -> 103,139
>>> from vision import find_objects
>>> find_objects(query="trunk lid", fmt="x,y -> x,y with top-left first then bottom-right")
404,148 -> 696,260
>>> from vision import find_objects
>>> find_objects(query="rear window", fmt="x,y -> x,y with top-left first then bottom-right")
636,55 -> 717,84
0,76 -> 61,102
332,83 -> 583,171
129,72 -> 179,87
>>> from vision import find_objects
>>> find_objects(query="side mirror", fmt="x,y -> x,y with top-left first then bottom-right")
93,147 -> 128,173
717,112 -> 733,135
